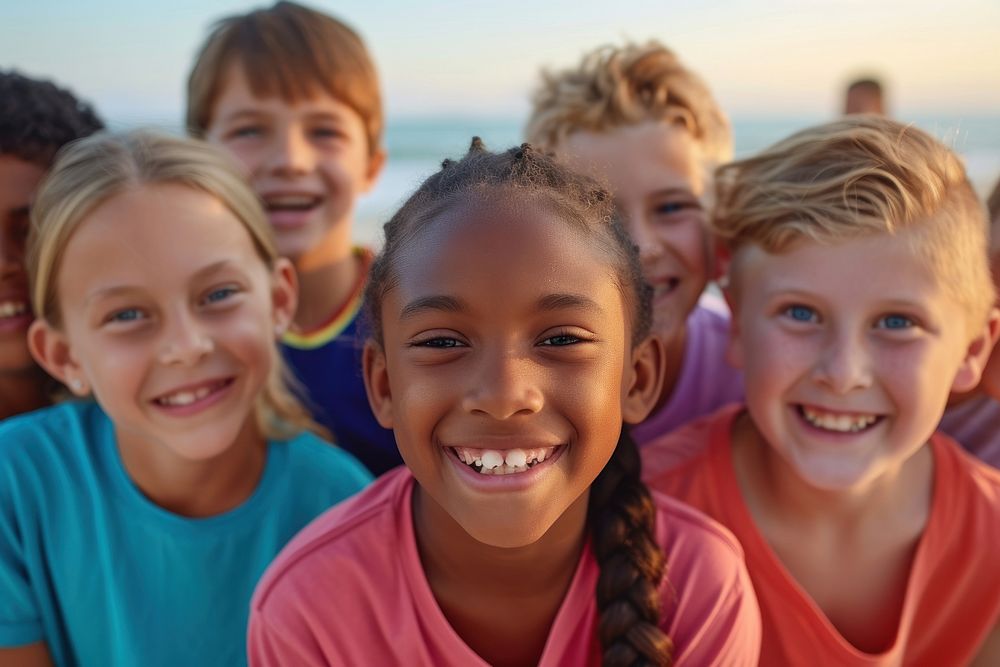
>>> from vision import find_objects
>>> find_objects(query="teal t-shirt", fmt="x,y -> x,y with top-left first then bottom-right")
0,401 -> 372,666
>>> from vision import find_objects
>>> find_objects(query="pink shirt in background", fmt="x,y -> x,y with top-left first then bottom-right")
632,295 -> 744,447
939,393 -> 1000,469
248,467 -> 761,667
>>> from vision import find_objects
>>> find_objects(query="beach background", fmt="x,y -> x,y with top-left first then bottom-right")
5,0 -> 1000,245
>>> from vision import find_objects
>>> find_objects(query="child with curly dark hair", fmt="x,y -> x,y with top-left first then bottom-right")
0,70 -> 103,420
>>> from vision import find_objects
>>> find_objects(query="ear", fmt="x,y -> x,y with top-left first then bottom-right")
713,238 -> 732,283
622,334 -> 667,424
27,319 -> 90,396
269,258 -> 298,337
951,307 -> 1000,393
362,340 -> 394,428
361,148 -> 387,194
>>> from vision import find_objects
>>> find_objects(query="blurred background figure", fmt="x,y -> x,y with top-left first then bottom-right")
844,76 -> 887,115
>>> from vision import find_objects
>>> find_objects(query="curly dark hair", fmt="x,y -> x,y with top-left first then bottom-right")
0,70 -> 104,166
365,138 -> 671,666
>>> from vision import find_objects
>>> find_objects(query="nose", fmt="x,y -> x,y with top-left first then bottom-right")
812,328 -> 873,394
265,126 -> 315,177
624,212 -> 662,264
462,347 -> 544,419
158,310 -> 213,367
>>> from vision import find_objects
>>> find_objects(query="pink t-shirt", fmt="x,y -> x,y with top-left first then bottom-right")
939,393 -> 1000,468
632,296 -> 744,446
248,467 -> 761,666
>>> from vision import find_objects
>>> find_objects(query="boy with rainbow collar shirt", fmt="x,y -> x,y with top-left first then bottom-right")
940,178 -> 1000,468
187,1 -> 398,475
526,42 -> 742,444
643,116 -> 1000,665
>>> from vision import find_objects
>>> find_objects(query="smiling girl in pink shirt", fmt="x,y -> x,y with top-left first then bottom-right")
248,140 -> 761,667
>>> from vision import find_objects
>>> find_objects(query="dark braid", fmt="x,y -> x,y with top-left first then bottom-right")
364,139 -> 669,665
590,427 -> 672,666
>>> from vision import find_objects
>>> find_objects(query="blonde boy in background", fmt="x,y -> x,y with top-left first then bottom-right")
643,116 -> 1000,665
940,178 -> 1000,467
187,1 -> 398,475
526,42 -> 741,444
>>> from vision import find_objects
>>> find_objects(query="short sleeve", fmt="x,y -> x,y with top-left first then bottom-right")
0,449 -> 44,647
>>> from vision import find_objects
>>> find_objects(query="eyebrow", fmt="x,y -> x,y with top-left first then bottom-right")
399,292 -> 605,321
84,260 -> 243,305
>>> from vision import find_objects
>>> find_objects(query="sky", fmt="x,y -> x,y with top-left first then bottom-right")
4,0 -> 1000,126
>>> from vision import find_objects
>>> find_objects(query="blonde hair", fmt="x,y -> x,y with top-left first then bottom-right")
186,1 -> 382,156
28,130 -> 325,441
525,41 -> 732,166
713,115 -> 995,329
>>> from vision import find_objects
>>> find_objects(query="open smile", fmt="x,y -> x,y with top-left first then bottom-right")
450,445 -> 561,475
151,377 -> 235,415
795,404 -> 884,434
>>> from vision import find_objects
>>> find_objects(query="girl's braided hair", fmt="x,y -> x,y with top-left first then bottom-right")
364,138 -> 671,666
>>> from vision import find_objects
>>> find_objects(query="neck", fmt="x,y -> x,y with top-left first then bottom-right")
115,417 -> 268,518
732,412 -> 933,526
291,226 -> 360,331
413,485 -> 588,666
0,368 -> 49,420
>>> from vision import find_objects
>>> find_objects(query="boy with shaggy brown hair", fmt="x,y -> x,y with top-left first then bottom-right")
187,1 -> 397,474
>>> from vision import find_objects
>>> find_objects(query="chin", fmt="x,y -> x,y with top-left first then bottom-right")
457,511 -> 555,549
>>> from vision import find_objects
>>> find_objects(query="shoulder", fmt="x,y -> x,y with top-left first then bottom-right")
652,490 -> 762,664
276,430 -> 373,491
0,401 -> 107,470
933,432 -> 1000,521
641,406 -> 737,484
252,467 -> 409,614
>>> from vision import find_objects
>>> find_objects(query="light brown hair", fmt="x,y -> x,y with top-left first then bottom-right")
525,41 -> 731,166
28,130 -> 325,440
186,1 -> 383,156
714,115 -> 994,329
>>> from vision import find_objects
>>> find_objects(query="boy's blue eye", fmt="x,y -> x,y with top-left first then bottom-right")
205,287 -> 238,304
785,305 -> 818,323
656,202 -> 686,215
541,334 -> 581,346
231,126 -> 262,139
109,309 -> 143,323
878,314 -> 913,330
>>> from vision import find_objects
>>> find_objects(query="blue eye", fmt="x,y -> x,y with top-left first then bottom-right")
230,126 -> 263,139
878,314 -> 913,330
656,202 -> 685,215
785,305 -> 818,323
541,334 -> 581,346
109,309 -> 143,323
204,287 -> 238,304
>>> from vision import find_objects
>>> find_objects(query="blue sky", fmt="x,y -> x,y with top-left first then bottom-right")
4,0 -> 1000,125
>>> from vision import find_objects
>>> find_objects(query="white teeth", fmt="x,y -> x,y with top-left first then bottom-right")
265,195 -> 318,209
158,384 -> 214,407
0,301 -> 27,318
480,450 -> 504,470
801,406 -> 879,432
452,446 -> 558,475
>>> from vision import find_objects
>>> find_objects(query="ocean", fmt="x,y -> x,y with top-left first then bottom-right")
355,114 -> 1000,244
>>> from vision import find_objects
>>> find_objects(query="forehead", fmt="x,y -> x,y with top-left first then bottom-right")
209,61 -> 361,125
59,183 -> 261,292
0,155 -> 46,212
557,120 -> 706,198
389,204 -> 625,321
731,232 -> 950,307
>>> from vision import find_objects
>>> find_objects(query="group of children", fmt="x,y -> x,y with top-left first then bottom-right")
1,2 -> 999,666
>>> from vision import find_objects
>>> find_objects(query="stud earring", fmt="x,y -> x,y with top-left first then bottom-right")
69,378 -> 83,392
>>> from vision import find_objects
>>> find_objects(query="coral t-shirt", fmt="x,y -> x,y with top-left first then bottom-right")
248,467 -> 761,666
642,405 -> 1000,666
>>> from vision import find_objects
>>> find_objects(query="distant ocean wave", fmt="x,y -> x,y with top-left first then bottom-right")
356,114 -> 1000,243
108,114 -> 1000,245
